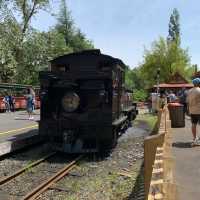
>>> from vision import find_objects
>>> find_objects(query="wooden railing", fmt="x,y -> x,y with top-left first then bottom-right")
144,106 -> 178,200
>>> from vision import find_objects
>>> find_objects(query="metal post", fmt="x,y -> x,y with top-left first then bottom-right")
157,68 -> 160,94
156,68 -> 160,111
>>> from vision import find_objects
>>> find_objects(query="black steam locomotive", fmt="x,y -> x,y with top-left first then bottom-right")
39,49 -> 138,153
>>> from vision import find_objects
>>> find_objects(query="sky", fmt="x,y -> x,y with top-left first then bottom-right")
31,0 -> 200,68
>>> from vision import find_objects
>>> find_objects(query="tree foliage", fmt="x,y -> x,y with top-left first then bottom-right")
167,8 -> 180,43
139,37 -> 191,87
125,8 -> 194,101
12,0 -> 50,41
137,9 -> 193,89
55,0 -> 73,47
0,0 -> 93,84
125,66 -> 144,90
125,66 -> 147,101
133,89 -> 147,101
55,0 -> 93,51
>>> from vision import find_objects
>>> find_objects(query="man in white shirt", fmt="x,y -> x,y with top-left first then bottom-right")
187,78 -> 200,145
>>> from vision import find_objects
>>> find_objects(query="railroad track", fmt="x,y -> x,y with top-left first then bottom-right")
0,152 -> 83,200
23,155 -> 83,200
0,152 -> 56,186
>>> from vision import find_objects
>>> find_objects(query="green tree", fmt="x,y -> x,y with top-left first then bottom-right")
0,0 -> 93,84
12,0 -> 50,83
0,10 -> 20,82
55,0 -> 73,47
12,0 -> 50,41
125,66 -> 147,101
139,8 -> 192,89
125,66 -> 144,90
15,28 -> 74,84
0,0 -> 50,83
55,0 -> 93,51
139,37 -> 191,88
70,29 -> 94,51
167,8 -> 180,43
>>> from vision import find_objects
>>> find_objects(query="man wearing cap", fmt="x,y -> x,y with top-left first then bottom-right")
187,78 -> 200,145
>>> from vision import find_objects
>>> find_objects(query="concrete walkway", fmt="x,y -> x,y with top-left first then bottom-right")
172,117 -> 200,200
0,110 -> 40,144
0,110 -> 40,156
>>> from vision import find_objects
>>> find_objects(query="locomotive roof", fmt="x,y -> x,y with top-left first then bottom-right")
50,49 -> 126,68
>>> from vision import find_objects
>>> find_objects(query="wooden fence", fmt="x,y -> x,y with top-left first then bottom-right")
144,106 -> 178,200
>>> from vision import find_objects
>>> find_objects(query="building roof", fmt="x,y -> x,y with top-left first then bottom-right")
154,83 -> 193,88
153,72 -> 193,89
167,72 -> 189,84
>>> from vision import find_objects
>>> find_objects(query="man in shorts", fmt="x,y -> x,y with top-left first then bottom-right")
187,78 -> 200,145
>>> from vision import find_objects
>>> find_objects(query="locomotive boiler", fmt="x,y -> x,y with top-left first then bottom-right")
39,49 -> 137,153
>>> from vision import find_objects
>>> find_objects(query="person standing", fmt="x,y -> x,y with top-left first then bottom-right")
147,94 -> 152,113
8,94 -> 15,112
168,90 -> 177,102
30,87 -> 36,113
3,94 -> 10,112
159,92 -> 166,109
178,87 -> 188,113
187,78 -> 200,145
25,88 -> 34,120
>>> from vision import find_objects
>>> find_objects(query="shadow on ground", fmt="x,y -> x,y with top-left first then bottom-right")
123,162 -> 145,200
0,127 -> 115,164
172,142 -> 192,148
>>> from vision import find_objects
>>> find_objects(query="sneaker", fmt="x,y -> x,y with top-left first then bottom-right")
192,138 -> 200,146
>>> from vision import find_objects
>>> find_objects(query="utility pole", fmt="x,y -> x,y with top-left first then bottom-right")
156,67 -> 160,112
157,68 -> 160,94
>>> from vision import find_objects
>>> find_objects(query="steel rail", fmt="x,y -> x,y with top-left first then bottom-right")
0,152 -> 56,185
23,155 -> 83,200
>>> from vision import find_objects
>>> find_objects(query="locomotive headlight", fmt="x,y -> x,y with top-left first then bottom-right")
62,92 -> 80,112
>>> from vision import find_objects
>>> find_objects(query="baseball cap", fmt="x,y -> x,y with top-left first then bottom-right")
192,78 -> 200,85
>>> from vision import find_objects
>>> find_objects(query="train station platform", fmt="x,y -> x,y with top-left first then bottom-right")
0,110 -> 40,156
172,117 -> 200,200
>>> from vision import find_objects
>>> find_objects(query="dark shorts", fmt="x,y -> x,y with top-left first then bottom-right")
191,114 -> 200,125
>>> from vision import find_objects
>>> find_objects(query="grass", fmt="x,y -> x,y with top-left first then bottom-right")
134,113 -> 158,131
142,114 -> 157,130
60,160 -> 143,200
